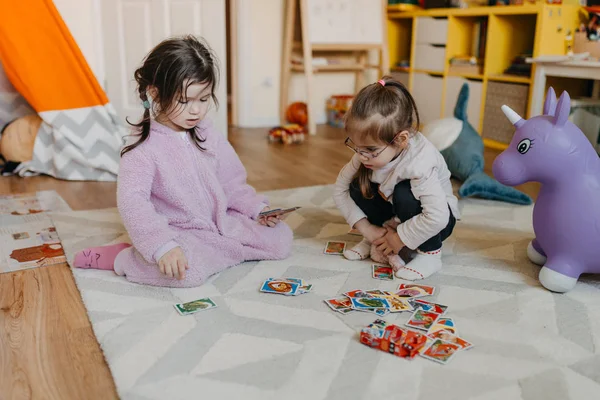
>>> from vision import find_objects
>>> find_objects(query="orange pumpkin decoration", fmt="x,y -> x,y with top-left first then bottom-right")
285,102 -> 308,126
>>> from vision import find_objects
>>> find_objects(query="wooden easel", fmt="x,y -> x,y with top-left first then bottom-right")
280,0 -> 389,135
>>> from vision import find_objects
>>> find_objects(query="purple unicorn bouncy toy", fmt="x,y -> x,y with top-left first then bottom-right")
493,87 -> 600,293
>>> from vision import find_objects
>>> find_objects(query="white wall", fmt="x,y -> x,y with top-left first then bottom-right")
236,0 -> 375,128
53,0 -> 105,86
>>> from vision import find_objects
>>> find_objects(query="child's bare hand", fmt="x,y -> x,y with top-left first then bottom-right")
158,247 -> 189,280
258,207 -> 281,228
373,227 -> 405,255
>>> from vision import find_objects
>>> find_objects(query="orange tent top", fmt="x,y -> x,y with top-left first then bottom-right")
0,0 -> 108,112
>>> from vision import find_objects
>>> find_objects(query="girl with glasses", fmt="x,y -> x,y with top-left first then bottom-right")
333,77 -> 460,280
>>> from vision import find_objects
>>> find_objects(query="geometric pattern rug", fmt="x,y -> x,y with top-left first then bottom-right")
50,185 -> 600,400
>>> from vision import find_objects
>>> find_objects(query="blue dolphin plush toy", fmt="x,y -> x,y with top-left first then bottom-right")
422,84 -> 532,205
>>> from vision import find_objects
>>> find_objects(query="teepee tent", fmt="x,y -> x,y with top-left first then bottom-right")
0,0 -> 123,181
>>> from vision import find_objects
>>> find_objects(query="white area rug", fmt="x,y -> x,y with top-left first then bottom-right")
51,185 -> 600,400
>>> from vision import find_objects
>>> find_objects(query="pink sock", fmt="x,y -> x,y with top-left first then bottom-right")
74,243 -> 131,270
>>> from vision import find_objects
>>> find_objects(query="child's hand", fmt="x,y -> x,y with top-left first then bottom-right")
158,247 -> 189,280
258,207 -> 281,228
355,219 -> 387,242
373,226 -> 405,255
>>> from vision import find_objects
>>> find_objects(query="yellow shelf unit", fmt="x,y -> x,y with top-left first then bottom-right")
387,4 -> 583,149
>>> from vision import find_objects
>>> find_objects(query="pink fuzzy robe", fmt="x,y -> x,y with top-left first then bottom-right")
114,119 -> 293,287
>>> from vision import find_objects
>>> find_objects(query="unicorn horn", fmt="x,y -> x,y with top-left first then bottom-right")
501,105 -> 525,128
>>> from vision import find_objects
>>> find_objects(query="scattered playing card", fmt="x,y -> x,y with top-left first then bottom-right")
344,289 -> 372,299
429,317 -> 458,335
324,241 -> 346,255
260,280 -> 300,296
174,297 -> 217,315
398,283 -> 435,296
420,338 -> 462,364
405,310 -> 441,331
350,297 -> 391,310
364,289 -> 388,296
348,228 -> 362,236
267,277 -> 304,285
410,299 -> 448,314
428,330 -> 473,350
383,296 -> 414,313
298,284 -> 313,294
324,297 -> 353,314
394,288 -> 428,298
372,264 -> 394,281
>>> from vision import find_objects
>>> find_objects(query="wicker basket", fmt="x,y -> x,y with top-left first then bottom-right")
482,81 -> 529,144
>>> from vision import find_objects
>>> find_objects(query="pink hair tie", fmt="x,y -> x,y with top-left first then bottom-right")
378,79 -> 386,86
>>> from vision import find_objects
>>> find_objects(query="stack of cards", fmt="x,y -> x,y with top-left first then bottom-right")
259,277 -> 312,296
174,297 -> 217,315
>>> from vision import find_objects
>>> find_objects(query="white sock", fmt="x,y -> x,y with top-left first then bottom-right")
343,238 -> 371,261
388,254 -> 405,271
395,248 -> 442,280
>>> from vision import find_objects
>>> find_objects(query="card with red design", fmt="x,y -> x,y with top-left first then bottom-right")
398,283 -> 435,296
420,338 -> 462,364
405,310 -> 441,331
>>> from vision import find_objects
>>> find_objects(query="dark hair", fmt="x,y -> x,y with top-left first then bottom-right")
121,35 -> 220,156
345,76 -> 420,199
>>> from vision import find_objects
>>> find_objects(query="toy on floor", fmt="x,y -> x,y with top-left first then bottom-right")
285,102 -> 308,126
268,123 -> 306,144
422,84 -> 532,205
493,87 -> 600,293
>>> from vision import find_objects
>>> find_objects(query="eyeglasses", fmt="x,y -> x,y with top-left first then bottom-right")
344,134 -> 399,160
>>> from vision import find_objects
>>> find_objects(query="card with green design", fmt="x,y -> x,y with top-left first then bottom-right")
174,297 -> 217,315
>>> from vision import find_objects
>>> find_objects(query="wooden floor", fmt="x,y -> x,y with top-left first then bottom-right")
0,125 -> 539,399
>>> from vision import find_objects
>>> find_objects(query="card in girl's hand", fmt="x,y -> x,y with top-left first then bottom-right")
324,241 -> 346,255
174,297 -> 217,315
405,309 -> 441,331
420,338 -> 462,364
259,206 -> 301,219
410,299 -> 448,314
372,264 -> 394,281
398,283 -> 435,296
428,330 -> 473,350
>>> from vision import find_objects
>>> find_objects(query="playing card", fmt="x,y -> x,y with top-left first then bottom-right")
348,228 -> 362,236
298,284 -> 313,294
398,283 -> 435,296
429,317 -> 458,335
383,296 -> 414,313
420,338 -> 462,364
260,280 -> 300,295
372,264 -> 394,281
324,297 -> 353,314
344,289 -> 372,299
410,299 -> 448,314
174,297 -> 217,315
267,277 -> 304,285
394,288 -> 428,298
350,297 -> 391,310
259,207 -> 301,218
364,289 -> 388,296
428,330 -> 473,350
405,310 -> 441,331
324,241 -> 346,255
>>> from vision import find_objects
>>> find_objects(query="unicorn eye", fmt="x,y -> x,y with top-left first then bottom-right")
517,138 -> 532,154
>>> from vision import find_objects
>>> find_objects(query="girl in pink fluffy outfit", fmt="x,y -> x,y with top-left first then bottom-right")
73,36 -> 293,287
